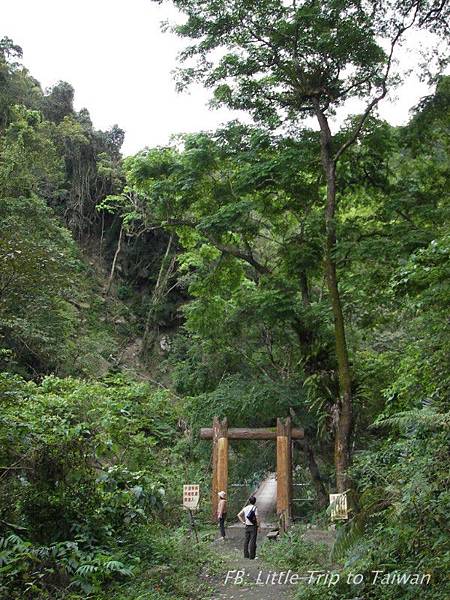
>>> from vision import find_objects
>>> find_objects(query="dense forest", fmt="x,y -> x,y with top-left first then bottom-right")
0,0 -> 449,598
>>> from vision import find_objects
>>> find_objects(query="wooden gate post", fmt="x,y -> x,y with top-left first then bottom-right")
211,417 -> 228,521
277,417 -> 292,531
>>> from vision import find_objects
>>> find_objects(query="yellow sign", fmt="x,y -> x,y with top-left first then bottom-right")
183,484 -> 200,510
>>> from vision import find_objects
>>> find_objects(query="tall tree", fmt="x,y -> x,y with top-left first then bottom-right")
41,81 -> 75,124
153,0 -> 449,490
114,127 -> 336,502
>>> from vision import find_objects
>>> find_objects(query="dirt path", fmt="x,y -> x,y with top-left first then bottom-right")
207,524 -> 336,600
208,475 -> 295,599
206,475 -> 335,599
209,525 -> 295,600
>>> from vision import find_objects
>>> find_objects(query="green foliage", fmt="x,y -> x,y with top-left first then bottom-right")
120,124 -> 333,415
155,0 -> 448,130
0,194 -> 126,377
260,525 -> 331,572
0,534 -> 135,598
0,36 -> 124,243
0,195 -> 78,373
0,373 -> 186,597
186,373 -> 310,429
0,37 -> 42,130
0,105 -> 62,198
303,413 -> 450,600
103,525 -> 221,600
41,81 -> 75,124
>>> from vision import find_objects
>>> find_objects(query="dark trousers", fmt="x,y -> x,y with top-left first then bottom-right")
219,514 -> 226,538
244,524 -> 257,559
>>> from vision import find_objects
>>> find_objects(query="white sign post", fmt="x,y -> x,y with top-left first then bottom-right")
183,484 -> 200,510
183,484 -> 200,542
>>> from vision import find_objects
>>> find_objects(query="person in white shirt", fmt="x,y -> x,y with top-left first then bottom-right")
237,495 -> 259,559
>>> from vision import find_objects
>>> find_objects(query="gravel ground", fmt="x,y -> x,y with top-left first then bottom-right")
209,525 -> 296,600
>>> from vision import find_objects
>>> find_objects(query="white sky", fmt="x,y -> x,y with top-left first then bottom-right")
1,0 -> 439,156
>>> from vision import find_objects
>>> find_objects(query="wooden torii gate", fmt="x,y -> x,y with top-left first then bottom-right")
200,416 -> 304,530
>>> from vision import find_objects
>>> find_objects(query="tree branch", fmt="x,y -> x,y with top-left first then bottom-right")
334,9 -> 422,163
210,237 -> 271,275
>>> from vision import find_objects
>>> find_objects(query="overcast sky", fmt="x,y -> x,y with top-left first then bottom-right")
2,0 -> 439,156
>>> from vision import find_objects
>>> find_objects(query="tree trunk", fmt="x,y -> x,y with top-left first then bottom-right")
313,100 -> 353,493
141,235 -> 175,355
296,438 -> 328,509
106,222 -> 123,295
300,270 -> 311,306
289,408 -> 328,508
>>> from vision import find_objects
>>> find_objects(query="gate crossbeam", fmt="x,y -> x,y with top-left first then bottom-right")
200,426 -> 304,440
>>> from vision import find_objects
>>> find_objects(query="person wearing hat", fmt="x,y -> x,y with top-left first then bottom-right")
217,491 -> 227,540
